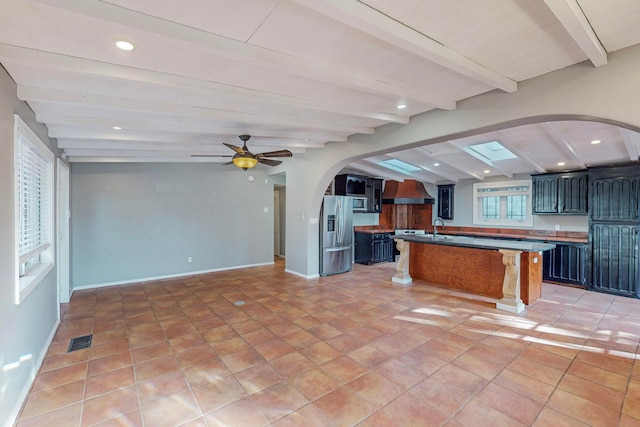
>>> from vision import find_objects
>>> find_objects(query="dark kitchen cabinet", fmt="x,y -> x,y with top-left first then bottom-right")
558,172 -> 588,214
532,172 -> 588,215
532,174 -> 558,214
334,174 -> 368,197
542,242 -> 588,287
590,172 -> 640,222
437,184 -> 454,220
590,223 -> 639,297
589,165 -> 640,298
335,174 -> 383,213
366,179 -> 383,213
355,232 -> 394,265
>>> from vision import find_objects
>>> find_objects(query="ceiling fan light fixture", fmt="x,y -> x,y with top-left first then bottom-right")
232,155 -> 258,170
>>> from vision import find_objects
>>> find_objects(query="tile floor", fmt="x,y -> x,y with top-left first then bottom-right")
14,259 -> 640,427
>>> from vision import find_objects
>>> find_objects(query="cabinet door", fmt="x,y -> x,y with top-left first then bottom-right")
371,238 -> 393,263
371,179 -> 383,213
591,223 -> 639,297
532,175 -> 559,214
437,184 -> 454,220
542,243 -> 587,286
558,172 -> 588,214
591,176 -> 640,221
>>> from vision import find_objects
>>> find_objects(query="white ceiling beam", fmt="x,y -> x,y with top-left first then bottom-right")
20,87 -> 374,136
292,0 -> 517,93
57,140 -> 309,154
389,151 -> 460,182
67,156 -> 230,163
541,122 -> 587,168
419,148 -> 485,181
543,0 -> 607,67
350,160 -> 413,182
448,142 -> 515,178
495,131 -> 547,173
30,0 -> 455,109
46,125 -> 346,143
0,44 -> 409,124
619,128 -> 640,161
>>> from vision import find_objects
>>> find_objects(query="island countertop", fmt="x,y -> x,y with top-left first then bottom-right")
395,234 -> 555,253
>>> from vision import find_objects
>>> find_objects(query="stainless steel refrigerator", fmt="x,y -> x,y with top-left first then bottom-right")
320,195 -> 353,276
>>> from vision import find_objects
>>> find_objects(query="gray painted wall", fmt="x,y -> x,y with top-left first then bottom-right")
71,163 -> 275,287
0,66 -> 61,426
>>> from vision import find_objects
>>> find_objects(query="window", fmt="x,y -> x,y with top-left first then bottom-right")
14,115 -> 54,303
472,180 -> 533,227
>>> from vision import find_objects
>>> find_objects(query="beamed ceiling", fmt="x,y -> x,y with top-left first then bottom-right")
2,0 -> 640,183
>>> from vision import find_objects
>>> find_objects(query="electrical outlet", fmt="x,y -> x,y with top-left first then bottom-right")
554,224 -> 560,231
187,257 -> 192,263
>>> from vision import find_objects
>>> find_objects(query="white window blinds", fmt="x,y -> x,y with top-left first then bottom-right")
15,115 -> 54,274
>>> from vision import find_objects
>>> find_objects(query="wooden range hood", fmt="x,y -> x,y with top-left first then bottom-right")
382,179 -> 434,205
380,180 -> 434,230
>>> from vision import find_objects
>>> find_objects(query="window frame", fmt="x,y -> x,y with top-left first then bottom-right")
472,179 -> 533,228
14,115 -> 55,304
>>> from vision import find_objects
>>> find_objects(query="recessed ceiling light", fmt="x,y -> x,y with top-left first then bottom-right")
591,139 -> 601,145
557,162 -> 566,166
434,163 -> 440,167
397,104 -> 406,110
484,170 -> 490,174
115,40 -> 135,51
113,126 -> 122,130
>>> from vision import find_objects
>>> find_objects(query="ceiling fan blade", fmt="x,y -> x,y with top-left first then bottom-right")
257,158 -> 283,167
257,149 -> 293,158
223,143 -> 245,154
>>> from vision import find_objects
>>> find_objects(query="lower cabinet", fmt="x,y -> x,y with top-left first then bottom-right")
591,223 -> 639,297
355,232 -> 394,265
542,242 -> 589,287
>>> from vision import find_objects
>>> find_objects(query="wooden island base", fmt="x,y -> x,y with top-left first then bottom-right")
409,242 -> 542,305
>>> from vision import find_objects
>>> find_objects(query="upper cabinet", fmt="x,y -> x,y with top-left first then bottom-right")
334,174 -> 367,197
590,165 -> 640,222
532,171 -> 588,215
558,172 -> 589,214
437,184 -> 454,220
366,178 -> 383,213
334,174 -> 383,213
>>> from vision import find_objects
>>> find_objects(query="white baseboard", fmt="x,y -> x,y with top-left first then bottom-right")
73,261 -> 276,291
284,269 -> 320,279
5,319 -> 60,427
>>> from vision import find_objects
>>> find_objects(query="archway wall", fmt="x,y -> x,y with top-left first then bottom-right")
284,44 -> 640,277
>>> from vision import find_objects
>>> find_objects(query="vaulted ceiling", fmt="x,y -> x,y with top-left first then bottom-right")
2,0 -> 640,183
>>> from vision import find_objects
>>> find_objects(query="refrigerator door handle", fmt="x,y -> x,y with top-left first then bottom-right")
337,198 -> 344,244
325,246 -> 351,252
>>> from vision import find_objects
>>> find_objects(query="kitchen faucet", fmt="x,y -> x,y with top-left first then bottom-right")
432,217 -> 445,236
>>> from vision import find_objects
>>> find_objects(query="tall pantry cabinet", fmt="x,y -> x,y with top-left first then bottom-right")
589,165 -> 640,297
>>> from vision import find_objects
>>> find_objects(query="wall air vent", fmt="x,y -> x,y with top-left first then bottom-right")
67,334 -> 93,352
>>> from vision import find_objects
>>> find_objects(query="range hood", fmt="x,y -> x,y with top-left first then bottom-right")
382,180 -> 434,205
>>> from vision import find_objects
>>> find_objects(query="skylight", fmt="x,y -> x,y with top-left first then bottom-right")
465,140 -> 517,162
379,159 -> 422,175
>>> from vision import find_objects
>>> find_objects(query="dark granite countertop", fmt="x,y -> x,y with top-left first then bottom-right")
395,234 -> 556,253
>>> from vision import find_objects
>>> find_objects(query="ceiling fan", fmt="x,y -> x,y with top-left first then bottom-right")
194,135 -> 293,170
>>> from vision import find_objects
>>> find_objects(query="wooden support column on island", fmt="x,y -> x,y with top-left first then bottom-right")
392,238 -> 412,285
496,249 -> 526,314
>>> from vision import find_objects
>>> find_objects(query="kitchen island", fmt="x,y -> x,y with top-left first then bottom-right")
393,235 -> 555,313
